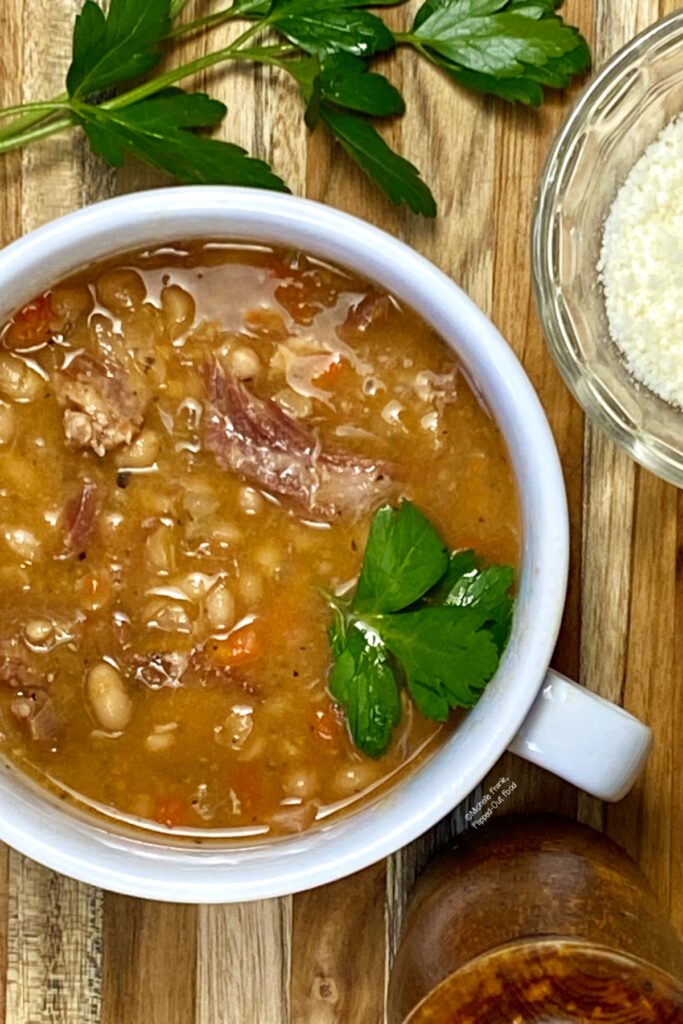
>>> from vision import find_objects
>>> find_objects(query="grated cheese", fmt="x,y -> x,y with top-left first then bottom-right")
598,114 -> 683,408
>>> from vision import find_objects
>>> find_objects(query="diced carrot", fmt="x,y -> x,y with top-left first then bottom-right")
6,294 -> 54,349
154,796 -> 189,828
209,625 -> 260,667
312,703 -> 345,749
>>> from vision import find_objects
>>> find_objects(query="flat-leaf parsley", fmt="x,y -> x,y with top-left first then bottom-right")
326,500 -> 515,756
0,0 -> 590,216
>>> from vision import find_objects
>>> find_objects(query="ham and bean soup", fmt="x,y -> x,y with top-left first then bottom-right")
0,242 -> 518,836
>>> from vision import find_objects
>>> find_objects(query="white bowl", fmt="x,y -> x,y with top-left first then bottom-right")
0,188 -> 651,902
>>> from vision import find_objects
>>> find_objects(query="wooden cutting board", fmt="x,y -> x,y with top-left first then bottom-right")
0,2 -> 681,1021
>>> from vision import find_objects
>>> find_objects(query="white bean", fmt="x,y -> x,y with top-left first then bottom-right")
50,284 -> 92,322
212,521 -> 243,546
283,769 -> 319,800
0,354 -> 43,401
181,572 -> 213,602
229,346 -> 261,380
238,486 -> 264,515
96,268 -> 147,313
4,528 -> 41,561
25,618 -> 53,644
87,662 -> 132,732
255,544 -> 282,575
0,403 -> 15,445
161,285 -> 195,339
183,482 -> 220,520
273,388 -> 312,419
238,570 -> 263,604
205,582 -> 235,630
145,525 -> 176,574
146,732 -> 175,752
120,305 -> 164,356
116,428 -> 160,468
333,762 -> 380,795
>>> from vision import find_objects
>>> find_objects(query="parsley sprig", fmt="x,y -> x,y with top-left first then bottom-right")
327,501 -> 515,757
0,0 -> 590,215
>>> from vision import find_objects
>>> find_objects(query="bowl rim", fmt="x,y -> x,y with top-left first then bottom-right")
532,8 -> 683,489
0,187 -> 569,901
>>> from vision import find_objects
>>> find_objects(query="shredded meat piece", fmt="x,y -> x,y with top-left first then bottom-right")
339,291 -> 396,336
267,801 -> 319,834
0,656 -> 38,691
203,362 -> 397,521
62,479 -> 98,551
53,353 -> 149,455
0,641 -> 42,691
10,691 -> 60,742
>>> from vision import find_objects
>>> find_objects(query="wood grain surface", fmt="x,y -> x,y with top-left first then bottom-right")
0,2 -> 681,1021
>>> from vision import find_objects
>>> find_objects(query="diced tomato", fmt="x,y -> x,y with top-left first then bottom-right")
6,294 -> 54,349
209,625 -> 260,668
154,796 -> 189,828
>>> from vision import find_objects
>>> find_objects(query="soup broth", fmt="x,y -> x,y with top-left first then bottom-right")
0,242 -> 519,835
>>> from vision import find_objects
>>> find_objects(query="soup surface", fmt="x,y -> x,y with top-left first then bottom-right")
0,241 -> 518,836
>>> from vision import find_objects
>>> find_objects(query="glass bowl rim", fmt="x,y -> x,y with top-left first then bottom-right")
532,8 -> 683,488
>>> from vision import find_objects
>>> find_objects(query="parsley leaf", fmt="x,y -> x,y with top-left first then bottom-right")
354,501 -> 448,614
324,502 -> 516,756
231,0 -> 274,14
288,55 -> 405,121
320,54 -> 405,116
67,0 -> 171,99
410,0 -> 590,105
328,611 -> 401,758
170,0 -> 193,15
378,606 -> 500,718
413,2 -> 585,75
271,0 -> 395,58
443,554 -> 515,652
74,89 -> 289,190
320,106 -> 437,216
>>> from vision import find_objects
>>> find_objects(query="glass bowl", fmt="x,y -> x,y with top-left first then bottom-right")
533,10 -> 683,487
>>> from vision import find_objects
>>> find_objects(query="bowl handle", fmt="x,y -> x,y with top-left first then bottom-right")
507,669 -> 652,801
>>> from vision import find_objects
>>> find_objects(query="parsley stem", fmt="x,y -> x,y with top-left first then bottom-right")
0,116 -> 73,155
0,101 -> 68,122
0,93 -> 69,144
101,35 -> 285,113
0,37 -> 295,153
167,8 -> 242,39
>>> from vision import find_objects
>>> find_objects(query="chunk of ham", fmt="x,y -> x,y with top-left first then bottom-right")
10,692 -> 61,743
339,291 -> 397,336
0,643 -> 60,743
61,479 -> 98,552
53,353 -> 149,455
0,653 -> 38,691
203,362 -> 397,521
